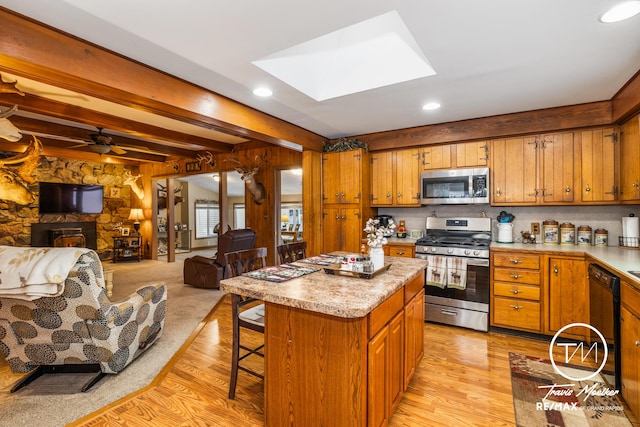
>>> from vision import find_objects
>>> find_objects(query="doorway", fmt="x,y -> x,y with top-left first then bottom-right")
276,168 -> 303,259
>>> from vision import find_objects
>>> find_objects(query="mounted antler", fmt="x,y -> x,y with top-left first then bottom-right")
123,170 -> 144,200
0,74 -> 25,96
0,135 -> 42,205
196,151 -> 216,167
224,154 -> 267,205
0,105 -> 22,142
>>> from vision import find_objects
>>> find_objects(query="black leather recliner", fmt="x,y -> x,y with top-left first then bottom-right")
183,228 -> 257,289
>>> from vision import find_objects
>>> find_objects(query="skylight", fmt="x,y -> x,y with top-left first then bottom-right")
252,11 -> 435,101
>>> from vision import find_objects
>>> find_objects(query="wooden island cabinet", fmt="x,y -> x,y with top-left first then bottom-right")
221,255 -> 427,427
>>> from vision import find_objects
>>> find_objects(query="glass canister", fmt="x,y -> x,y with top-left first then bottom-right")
560,223 -> 575,245
543,220 -> 559,244
594,229 -> 609,247
577,225 -> 592,246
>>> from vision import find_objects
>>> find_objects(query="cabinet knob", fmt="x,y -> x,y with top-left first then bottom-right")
636,340 -> 640,346
511,289 -> 520,294
397,251 -> 405,255
386,192 -> 391,198
509,259 -> 522,264
565,185 -> 571,193
554,265 -> 559,276
397,192 -> 402,198
495,188 -> 502,196
510,274 -> 522,279
510,305 -> 522,310
585,184 -> 591,193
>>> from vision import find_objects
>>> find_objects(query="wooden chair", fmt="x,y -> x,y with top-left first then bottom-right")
277,241 -> 307,264
225,247 -> 268,399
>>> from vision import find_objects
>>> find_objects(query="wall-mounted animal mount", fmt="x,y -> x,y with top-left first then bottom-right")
157,182 -> 183,211
123,170 -> 144,200
224,154 -> 267,205
196,151 -> 216,167
0,105 -> 22,142
0,74 -> 25,142
0,135 -> 42,205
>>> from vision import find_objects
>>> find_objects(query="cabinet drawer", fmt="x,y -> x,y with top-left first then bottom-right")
493,268 -> 540,285
404,272 -> 425,304
493,282 -> 540,301
388,246 -> 414,258
493,253 -> 540,269
368,288 -> 403,339
493,297 -> 541,331
622,280 -> 640,318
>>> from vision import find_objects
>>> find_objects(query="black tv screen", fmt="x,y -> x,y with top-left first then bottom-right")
38,182 -> 104,214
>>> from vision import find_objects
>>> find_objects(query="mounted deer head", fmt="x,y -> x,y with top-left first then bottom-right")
123,170 -> 144,200
0,135 -> 42,204
157,182 -> 184,210
0,105 -> 22,142
224,154 -> 266,205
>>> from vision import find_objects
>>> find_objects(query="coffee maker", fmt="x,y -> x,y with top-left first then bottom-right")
374,215 -> 394,236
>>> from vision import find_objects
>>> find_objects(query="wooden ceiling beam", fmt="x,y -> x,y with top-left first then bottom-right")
0,94 -> 234,154
0,8 -> 324,151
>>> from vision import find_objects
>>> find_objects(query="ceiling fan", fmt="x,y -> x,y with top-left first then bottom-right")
85,127 -> 126,155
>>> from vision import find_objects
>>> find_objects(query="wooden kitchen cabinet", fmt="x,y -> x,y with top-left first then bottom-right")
546,256 -> 589,340
420,145 -> 452,170
578,127 -> 618,203
322,148 -> 372,253
620,114 -> 640,202
491,132 -> 576,205
323,149 -> 364,204
455,140 -> 489,167
404,288 -> 424,389
384,243 -> 415,258
491,251 -> 543,333
322,207 -> 362,253
371,148 -> 421,206
621,280 -> 640,419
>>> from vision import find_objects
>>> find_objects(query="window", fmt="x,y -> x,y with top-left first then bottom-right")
233,204 -> 245,229
195,200 -> 219,239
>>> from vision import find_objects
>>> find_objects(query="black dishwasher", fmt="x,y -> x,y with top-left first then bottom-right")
588,263 -> 621,390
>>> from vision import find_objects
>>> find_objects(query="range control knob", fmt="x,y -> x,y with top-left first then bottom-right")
464,249 -> 471,255
473,250 -> 480,256
430,247 -> 437,253
447,248 -> 454,254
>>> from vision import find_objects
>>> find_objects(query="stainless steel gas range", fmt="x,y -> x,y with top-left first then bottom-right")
415,217 -> 491,332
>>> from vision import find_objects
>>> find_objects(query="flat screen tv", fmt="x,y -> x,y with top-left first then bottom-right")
38,182 -> 104,214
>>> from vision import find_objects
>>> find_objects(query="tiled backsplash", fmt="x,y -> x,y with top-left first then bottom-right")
379,205 -> 640,246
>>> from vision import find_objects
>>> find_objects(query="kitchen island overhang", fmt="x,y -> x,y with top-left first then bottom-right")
221,255 -> 427,426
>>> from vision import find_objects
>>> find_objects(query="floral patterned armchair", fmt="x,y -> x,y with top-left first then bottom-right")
0,248 -> 167,392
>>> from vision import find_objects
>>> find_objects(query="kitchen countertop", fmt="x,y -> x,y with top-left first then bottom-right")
220,254 -> 427,318
491,242 -> 640,286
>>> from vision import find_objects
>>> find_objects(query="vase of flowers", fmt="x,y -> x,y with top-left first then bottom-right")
364,217 -> 396,270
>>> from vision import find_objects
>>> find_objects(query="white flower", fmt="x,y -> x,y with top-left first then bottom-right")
364,217 -> 396,247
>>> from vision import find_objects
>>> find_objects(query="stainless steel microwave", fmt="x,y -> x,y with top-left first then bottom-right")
420,167 -> 489,205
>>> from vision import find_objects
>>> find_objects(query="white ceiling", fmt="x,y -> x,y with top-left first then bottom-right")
1,1 -> 640,140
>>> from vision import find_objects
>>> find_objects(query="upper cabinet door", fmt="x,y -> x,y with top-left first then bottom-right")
394,148 -> 421,206
580,127 -> 617,203
322,150 -> 363,204
371,151 -> 394,206
540,132 -> 575,203
491,136 -> 538,205
456,141 -> 489,168
420,145 -> 451,170
620,116 -> 640,202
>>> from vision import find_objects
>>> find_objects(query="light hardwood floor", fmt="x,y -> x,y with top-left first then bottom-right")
69,296 -> 638,426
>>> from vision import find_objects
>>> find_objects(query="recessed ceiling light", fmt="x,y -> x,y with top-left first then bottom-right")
422,102 -> 441,111
600,1 -> 640,22
253,87 -> 273,97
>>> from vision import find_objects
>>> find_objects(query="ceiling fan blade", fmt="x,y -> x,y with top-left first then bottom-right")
110,145 -> 126,155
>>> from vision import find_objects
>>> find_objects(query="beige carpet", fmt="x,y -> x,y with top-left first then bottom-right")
0,250 -> 225,427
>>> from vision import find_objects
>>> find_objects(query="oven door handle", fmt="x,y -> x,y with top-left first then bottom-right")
467,259 -> 490,267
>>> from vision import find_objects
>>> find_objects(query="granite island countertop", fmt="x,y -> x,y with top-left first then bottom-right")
220,254 -> 427,318
491,242 -> 640,288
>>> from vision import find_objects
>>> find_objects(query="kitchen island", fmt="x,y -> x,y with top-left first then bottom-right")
220,255 -> 427,426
